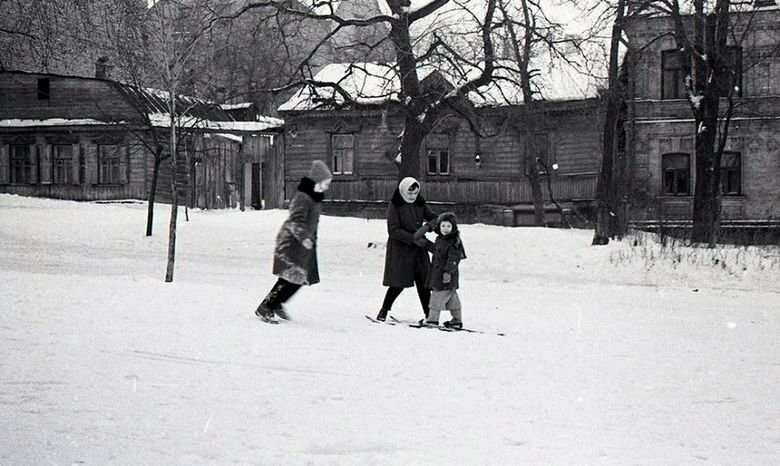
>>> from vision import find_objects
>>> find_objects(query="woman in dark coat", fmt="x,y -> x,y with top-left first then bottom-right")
375,177 -> 437,321
255,160 -> 333,324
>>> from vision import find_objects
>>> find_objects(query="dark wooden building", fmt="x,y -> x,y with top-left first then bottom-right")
278,63 -> 603,225
0,70 -> 283,209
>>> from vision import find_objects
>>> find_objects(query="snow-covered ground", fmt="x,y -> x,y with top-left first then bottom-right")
1,193 -> 778,465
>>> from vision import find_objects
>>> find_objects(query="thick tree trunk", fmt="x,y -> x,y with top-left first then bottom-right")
593,0 -> 625,245
399,118 -> 424,179
691,100 -> 721,244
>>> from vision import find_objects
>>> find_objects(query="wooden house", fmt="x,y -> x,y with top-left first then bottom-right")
277,63 -> 604,225
0,70 -> 284,209
624,3 -> 780,228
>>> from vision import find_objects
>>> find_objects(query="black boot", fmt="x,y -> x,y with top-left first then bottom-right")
376,308 -> 389,322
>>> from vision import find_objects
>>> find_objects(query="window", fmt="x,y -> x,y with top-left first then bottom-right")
524,134 -> 551,175
37,78 -> 50,100
716,47 -> 742,97
52,145 -> 73,184
662,153 -> 690,195
427,149 -> 450,175
425,133 -> 450,176
330,134 -> 354,175
10,145 -> 31,184
721,151 -> 741,195
754,63 -> 771,96
662,50 -> 685,99
662,48 -> 742,99
99,145 -> 122,184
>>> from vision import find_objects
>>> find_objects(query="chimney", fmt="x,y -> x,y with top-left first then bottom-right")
95,56 -> 111,80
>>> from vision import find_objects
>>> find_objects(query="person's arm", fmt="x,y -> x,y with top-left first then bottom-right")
412,224 -> 435,252
284,194 -> 314,245
386,204 -> 416,246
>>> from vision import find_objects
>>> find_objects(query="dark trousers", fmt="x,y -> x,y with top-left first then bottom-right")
261,278 -> 302,310
381,271 -> 430,317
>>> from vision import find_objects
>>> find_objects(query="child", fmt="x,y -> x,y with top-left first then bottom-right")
255,160 -> 333,324
412,212 -> 467,329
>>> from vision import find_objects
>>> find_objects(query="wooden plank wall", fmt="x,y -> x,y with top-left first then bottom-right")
0,72 -> 144,124
282,105 -> 603,205
0,130 -> 149,200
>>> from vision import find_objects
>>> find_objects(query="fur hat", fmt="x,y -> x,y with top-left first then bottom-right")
308,160 -> 332,183
436,212 -> 459,232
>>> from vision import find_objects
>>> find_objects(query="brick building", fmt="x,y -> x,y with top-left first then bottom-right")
625,4 -> 780,226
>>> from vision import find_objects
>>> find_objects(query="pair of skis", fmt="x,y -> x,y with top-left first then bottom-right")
365,315 -> 504,336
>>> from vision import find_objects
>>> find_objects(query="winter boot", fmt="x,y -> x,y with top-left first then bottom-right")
376,308 -> 389,322
443,320 -> 462,330
274,305 -> 290,321
255,304 -> 279,324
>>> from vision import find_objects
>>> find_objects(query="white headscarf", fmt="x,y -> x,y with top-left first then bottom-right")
398,177 -> 420,204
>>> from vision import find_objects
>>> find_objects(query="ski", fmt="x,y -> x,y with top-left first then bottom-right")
364,315 -> 396,325
408,323 -> 504,336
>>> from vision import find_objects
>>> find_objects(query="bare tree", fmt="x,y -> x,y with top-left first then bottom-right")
592,0 -> 628,244
496,0 -> 593,226
229,0 -> 499,179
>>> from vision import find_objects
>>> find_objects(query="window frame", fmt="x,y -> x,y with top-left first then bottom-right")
330,133 -> 355,176
52,144 -> 73,185
662,49 -> 685,100
662,152 -> 691,196
720,151 -> 742,196
98,144 -> 123,185
425,133 -> 451,176
10,144 -> 32,184
426,148 -> 450,176
661,47 -> 743,99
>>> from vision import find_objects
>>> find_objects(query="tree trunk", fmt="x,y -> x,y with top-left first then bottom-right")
691,99 -> 721,244
525,135 -> 546,226
593,0 -> 625,245
390,15 -> 424,180
399,117 -> 424,179
165,111 -> 178,283
145,151 -> 163,237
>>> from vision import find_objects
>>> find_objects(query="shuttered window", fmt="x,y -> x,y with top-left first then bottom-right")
98,145 -> 122,184
53,145 -> 73,184
10,145 -> 32,184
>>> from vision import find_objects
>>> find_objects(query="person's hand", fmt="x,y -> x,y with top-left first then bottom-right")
302,238 -> 314,249
442,272 -> 451,283
424,220 -> 436,231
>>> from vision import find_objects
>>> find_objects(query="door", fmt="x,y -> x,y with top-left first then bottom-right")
251,162 -> 262,209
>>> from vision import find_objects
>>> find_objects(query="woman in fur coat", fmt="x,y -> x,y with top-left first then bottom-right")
255,160 -> 333,324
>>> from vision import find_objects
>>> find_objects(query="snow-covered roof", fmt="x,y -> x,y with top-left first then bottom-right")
278,58 -> 601,112
278,63 -> 441,111
0,118 -> 127,128
147,114 -> 284,132
220,102 -> 253,110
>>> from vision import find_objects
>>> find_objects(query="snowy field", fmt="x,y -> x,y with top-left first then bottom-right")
1,193 -> 778,465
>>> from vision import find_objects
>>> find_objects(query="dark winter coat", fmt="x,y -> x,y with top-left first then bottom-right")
382,189 -> 437,288
413,213 -> 467,290
272,177 -> 323,286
